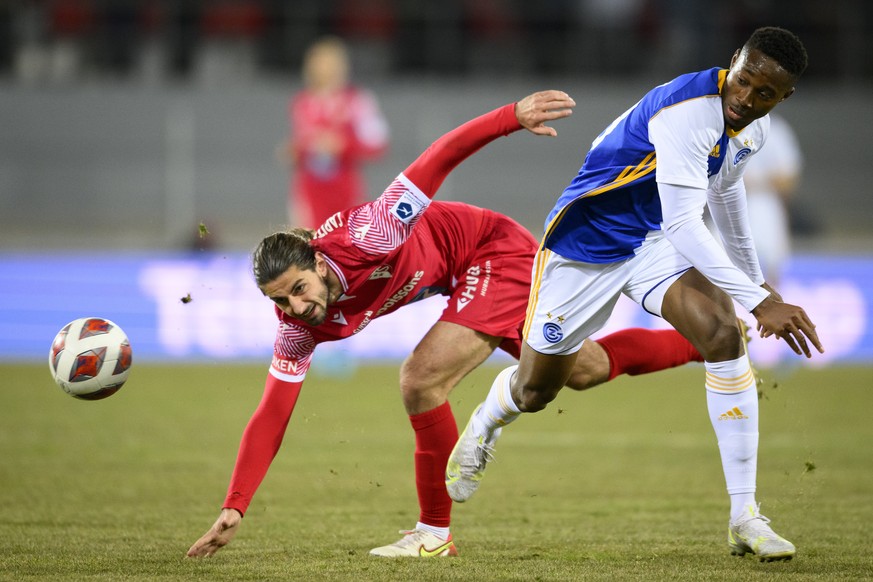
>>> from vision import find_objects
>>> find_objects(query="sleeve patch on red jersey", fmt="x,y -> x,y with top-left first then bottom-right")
389,188 -> 429,224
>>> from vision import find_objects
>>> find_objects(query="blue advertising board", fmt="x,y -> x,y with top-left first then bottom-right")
1,252 -> 871,367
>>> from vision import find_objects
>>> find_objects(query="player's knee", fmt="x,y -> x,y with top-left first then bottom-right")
517,389 -> 556,413
399,360 -> 450,410
398,360 -> 422,400
399,366 -> 424,398
698,318 -> 744,361
513,378 -> 561,413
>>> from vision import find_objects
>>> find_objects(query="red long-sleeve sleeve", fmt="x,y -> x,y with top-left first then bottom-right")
403,102 -> 521,198
222,374 -> 303,516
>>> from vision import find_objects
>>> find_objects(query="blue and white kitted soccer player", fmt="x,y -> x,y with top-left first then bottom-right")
447,27 -> 824,561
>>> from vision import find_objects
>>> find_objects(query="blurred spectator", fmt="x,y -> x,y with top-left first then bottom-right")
0,1 -> 871,80
743,114 -> 803,287
277,36 -> 389,227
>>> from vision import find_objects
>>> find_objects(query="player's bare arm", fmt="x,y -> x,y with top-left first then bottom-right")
515,90 -> 575,137
751,296 -> 824,358
187,508 -> 242,558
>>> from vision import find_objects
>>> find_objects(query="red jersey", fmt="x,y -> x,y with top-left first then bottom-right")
270,192 -> 536,382
225,101 -> 529,514
290,86 -> 389,225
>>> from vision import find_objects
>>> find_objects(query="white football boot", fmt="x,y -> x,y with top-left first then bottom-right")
728,504 -> 796,562
445,404 -> 501,503
369,529 -> 457,557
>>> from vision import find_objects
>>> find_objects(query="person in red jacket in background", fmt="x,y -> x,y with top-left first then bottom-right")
278,36 -> 389,227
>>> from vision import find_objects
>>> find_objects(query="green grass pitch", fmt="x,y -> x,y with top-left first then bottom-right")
2,362 -> 872,581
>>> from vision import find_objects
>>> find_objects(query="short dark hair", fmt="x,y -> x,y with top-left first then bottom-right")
252,228 -> 316,288
744,26 -> 808,78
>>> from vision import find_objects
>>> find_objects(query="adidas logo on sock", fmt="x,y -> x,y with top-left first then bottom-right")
718,406 -> 748,421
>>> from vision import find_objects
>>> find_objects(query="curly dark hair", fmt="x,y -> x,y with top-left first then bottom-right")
252,228 -> 316,288
744,26 -> 808,78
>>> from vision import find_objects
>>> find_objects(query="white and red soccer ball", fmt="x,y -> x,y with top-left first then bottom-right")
48,317 -> 133,400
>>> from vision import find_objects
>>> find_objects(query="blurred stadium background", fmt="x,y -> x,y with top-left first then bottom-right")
1,0 -> 871,366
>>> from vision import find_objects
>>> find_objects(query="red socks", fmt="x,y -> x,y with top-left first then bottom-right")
405,329 -> 701,527
409,401 -> 457,527
597,328 -> 703,381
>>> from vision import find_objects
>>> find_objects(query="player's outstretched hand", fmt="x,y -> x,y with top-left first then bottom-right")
515,90 -> 575,137
752,296 -> 824,358
186,508 -> 242,558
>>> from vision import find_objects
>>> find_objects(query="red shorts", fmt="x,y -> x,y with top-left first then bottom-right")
437,210 -> 536,359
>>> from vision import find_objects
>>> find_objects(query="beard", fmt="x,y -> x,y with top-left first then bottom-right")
302,273 -> 334,326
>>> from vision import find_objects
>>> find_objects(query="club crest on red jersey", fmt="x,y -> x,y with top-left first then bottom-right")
369,265 -> 392,280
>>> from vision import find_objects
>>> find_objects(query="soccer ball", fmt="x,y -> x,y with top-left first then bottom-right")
48,317 -> 133,400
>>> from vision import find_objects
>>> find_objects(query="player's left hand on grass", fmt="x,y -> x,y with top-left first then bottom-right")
515,90 -> 575,137
186,508 -> 242,558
